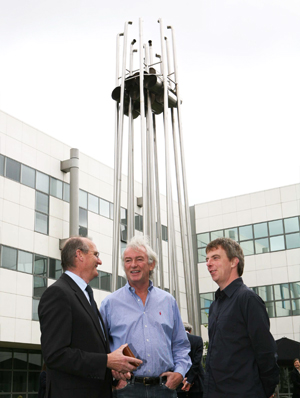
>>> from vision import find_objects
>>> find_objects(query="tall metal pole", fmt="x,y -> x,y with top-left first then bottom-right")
158,18 -> 180,305
112,22 -> 131,292
168,25 -> 200,334
165,36 -> 194,325
127,40 -> 137,242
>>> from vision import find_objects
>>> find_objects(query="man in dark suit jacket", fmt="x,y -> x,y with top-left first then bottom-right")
177,322 -> 205,398
38,237 -> 142,398
291,358 -> 300,398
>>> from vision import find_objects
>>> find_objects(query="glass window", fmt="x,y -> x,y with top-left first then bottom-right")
121,207 -> 127,225
275,300 -> 292,317
270,235 -> 285,251
13,352 -> 27,369
254,238 -> 269,254
200,292 -> 214,308
286,232 -> 300,250
201,309 -> 209,324
79,208 -> 88,228
109,202 -> 114,219
210,230 -> 224,240
198,248 -> 206,263
1,246 -> 17,270
135,214 -> 141,231
240,240 -> 254,256
36,171 -> 49,194
0,369 -> 12,391
50,178 -> 63,199
63,182 -> 70,202
239,225 -> 253,241
162,225 -> 168,242
100,198 -> 110,218
284,217 -> 300,233
253,222 -> 268,238
79,190 -> 88,209
18,250 -> 33,273
89,275 -> 99,289
117,276 -> 126,289
36,191 -> 49,214
32,299 -> 39,321
34,255 -> 47,276
79,226 -> 88,237
33,276 -> 47,298
0,349 -> 13,369
121,224 -> 127,242
12,370 -> 27,392
28,352 -> 42,370
0,154 -> 4,176
99,272 -> 112,292
254,285 -> 274,301
292,299 -> 300,316
224,227 -> 238,241
21,164 -> 35,188
35,212 -> 48,234
5,157 -> 21,182
290,282 -> 300,299
274,283 -> 290,300
197,233 -> 209,248
28,371 -> 40,392
88,193 -> 99,213
265,302 -> 275,318
268,219 -> 283,236
49,259 -> 62,279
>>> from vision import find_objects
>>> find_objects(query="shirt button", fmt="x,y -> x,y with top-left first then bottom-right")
146,339 -> 149,342
147,354 -> 150,357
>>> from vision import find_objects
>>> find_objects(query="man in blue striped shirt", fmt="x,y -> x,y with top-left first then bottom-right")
100,236 -> 191,398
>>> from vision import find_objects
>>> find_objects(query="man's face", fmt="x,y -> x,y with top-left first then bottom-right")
206,246 -> 237,290
123,246 -> 154,288
294,360 -> 300,370
81,240 -> 102,283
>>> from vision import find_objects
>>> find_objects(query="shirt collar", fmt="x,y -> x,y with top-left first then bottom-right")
215,277 -> 243,300
126,279 -> 154,294
65,270 -> 87,291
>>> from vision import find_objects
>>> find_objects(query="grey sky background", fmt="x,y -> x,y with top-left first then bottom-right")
1,0 -> 300,205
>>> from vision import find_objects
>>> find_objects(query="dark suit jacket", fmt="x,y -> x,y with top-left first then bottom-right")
38,273 -> 112,398
177,333 -> 205,396
291,367 -> 300,398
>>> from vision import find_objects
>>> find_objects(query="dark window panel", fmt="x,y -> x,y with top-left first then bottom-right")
34,255 -> 47,276
49,258 -> 62,280
79,226 -> 88,237
1,246 -> 17,270
33,276 -> 47,298
5,157 -> 21,182
0,154 -> 5,175
50,177 -> 63,199
79,208 -> 88,228
99,271 -> 112,292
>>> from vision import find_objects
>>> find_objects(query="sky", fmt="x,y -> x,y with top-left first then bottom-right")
0,0 -> 300,205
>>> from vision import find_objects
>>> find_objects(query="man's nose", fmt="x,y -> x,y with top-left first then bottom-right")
97,257 -> 102,265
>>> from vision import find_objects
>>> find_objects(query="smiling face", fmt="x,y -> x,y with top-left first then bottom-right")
206,246 -> 239,290
77,239 -> 102,284
294,359 -> 300,370
123,246 -> 155,289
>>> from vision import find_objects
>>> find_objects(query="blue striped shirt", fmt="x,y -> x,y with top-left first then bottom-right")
100,281 -> 191,378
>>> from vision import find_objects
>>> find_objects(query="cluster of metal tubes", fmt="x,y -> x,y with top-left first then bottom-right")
111,18 -> 200,335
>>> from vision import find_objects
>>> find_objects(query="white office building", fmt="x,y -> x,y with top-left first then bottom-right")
0,109 -> 299,397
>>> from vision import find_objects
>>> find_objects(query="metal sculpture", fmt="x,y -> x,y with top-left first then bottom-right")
111,19 -> 200,334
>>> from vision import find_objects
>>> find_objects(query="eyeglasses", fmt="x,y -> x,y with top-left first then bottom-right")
88,251 -> 100,259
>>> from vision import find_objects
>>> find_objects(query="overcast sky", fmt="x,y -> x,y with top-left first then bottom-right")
1,0 -> 300,205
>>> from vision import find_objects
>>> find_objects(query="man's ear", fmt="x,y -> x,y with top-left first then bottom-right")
149,260 -> 155,271
231,257 -> 239,269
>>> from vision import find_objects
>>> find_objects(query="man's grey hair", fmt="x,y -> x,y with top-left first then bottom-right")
122,235 -> 158,277
183,322 -> 193,333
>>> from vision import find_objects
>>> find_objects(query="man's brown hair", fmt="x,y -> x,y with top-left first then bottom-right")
206,237 -> 245,276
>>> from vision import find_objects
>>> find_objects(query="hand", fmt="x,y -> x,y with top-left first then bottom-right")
111,370 -> 131,381
160,371 -> 183,390
181,377 -> 192,391
107,344 -> 143,373
115,379 -> 128,390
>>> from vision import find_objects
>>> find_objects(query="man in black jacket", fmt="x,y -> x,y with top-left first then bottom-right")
291,358 -> 300,398
38,237 -> 142,398
177,322 -> 205,398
